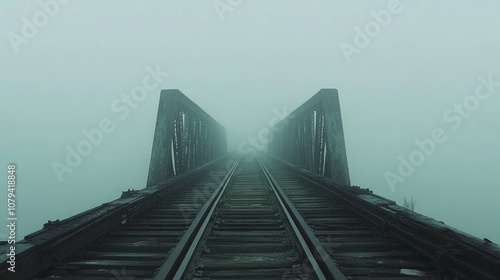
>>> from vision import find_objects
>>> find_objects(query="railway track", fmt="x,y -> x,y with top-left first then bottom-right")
177,159 -> 309,279
261,155 -> 500,280
0,157 -> 233,279
25,156 -> 346,279
157,158 -> 342,279
260,158 -> 440,279
3,154 -> 499,279
30,158 -> 236,279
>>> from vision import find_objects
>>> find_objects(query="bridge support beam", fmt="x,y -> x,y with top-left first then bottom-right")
147,89 -> 227,186
268,88 -> 350,186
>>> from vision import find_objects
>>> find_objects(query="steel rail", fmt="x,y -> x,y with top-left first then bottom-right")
265,153 -> 500,280
153,156 -> 241,280
299,175 -> 500,280
0,155 -> 229,280
256,157 -> 348,280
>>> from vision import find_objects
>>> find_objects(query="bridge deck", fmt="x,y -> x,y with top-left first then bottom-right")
2,154 -> 498,279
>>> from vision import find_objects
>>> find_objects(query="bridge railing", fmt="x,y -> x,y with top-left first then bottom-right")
267,88 -> 350,186
147,89 -> 227,186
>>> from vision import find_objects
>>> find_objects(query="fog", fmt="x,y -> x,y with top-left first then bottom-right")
1,1 -> 499,244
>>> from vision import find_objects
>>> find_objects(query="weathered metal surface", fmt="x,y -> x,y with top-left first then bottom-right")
147,89 -> 227,186
268,89 -> 350,186
6,154 -> 500,279
258,156 -> 348,280
27,159 -> 232,279
262,156 -> 442,279
0,157 -> 227,280
265,154 -> 500,280
154,156 -> 240,279
184,159 -> 312,279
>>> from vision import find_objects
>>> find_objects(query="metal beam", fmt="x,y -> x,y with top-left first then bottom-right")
147,89 -> 227,186
268,89 -> 350,186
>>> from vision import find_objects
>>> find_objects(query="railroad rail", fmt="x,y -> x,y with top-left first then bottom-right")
263,154 -> 500,280
0,156 -> 232,279
159,157 -> 344,280
2,154 -> 499,279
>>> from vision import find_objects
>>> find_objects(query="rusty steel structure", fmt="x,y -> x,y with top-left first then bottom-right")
268,88 -> 350,186
1,88 -> 500,280
147,89 -> 227,186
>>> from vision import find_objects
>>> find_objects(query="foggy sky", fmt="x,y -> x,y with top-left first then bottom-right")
1,1 -> 499,244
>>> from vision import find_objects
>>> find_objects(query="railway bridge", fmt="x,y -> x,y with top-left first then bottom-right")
1,89 -> 500,279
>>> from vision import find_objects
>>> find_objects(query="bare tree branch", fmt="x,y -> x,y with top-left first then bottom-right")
403,195 -> 416,211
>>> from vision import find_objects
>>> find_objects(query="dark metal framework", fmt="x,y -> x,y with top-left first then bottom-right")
147,89 -> 227,186
268,89 -> 350,186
